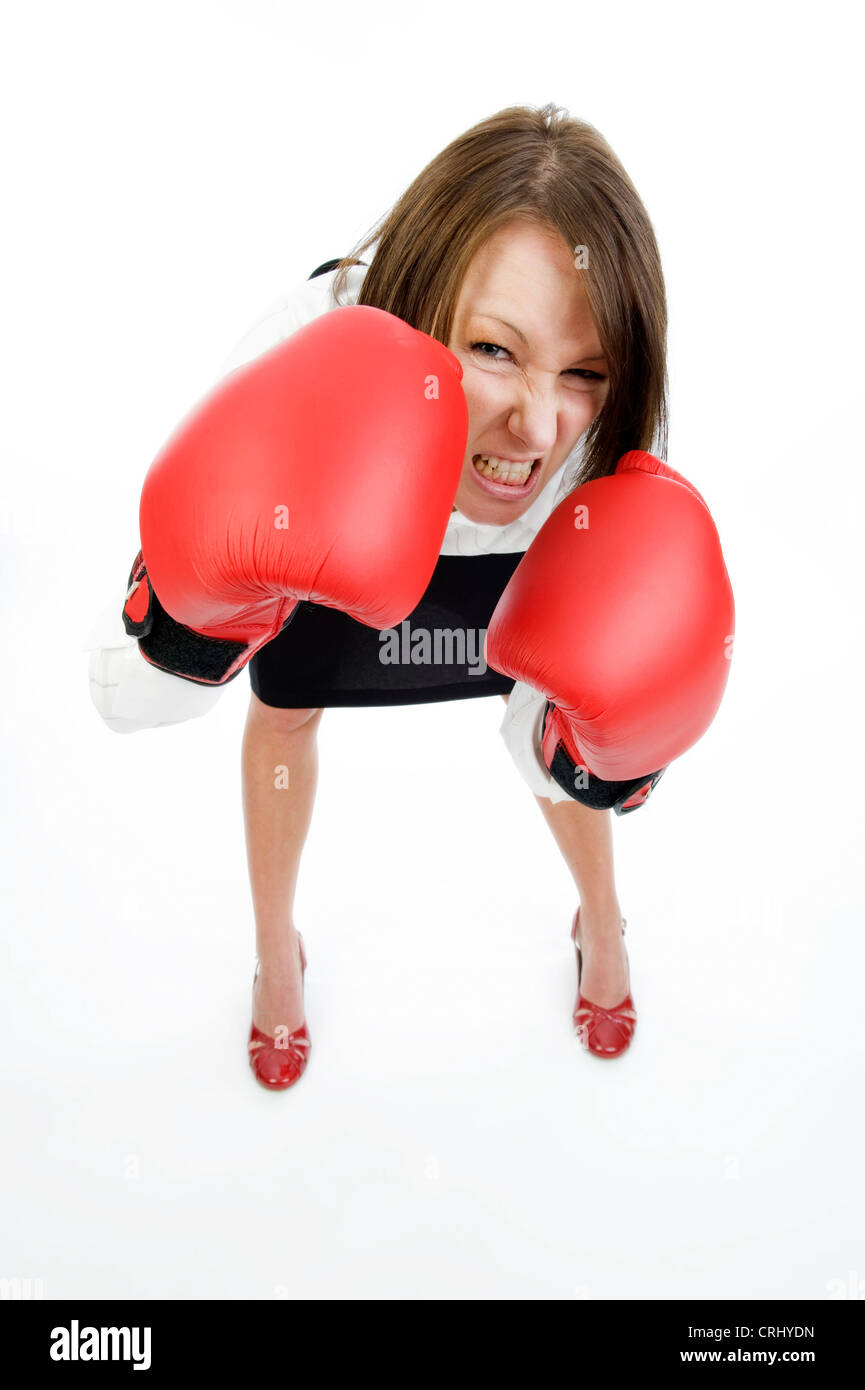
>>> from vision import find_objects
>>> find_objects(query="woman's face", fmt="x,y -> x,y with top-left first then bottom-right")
446,220 -> 609,525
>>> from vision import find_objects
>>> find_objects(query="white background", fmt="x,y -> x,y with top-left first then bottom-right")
1,0 -> 862,1301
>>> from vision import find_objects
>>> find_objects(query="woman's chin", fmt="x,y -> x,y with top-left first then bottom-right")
455,498 -> 531,525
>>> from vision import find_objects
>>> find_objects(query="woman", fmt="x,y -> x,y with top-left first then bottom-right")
235,102 -> 669,1088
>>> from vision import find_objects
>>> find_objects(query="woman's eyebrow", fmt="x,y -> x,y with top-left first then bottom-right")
472,311 -> 606,364
474,311 -> 529,346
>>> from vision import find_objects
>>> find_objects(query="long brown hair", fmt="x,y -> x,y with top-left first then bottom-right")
331,102 -> 668,487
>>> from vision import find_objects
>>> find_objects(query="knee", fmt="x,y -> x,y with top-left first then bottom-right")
247,694 -> 323,735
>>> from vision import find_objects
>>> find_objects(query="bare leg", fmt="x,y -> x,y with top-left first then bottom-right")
499,693 -> 630,1007
241,692 -> 323,1035
533,795 -> 629,1007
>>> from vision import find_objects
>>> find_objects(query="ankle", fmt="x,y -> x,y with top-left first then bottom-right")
578,899 -> 624,933
255,929 -> 303,974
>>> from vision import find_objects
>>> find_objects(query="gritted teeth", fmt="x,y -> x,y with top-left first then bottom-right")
472,454 -> 539,485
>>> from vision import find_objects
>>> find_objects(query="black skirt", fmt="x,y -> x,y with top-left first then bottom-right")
249,551 -> 526,708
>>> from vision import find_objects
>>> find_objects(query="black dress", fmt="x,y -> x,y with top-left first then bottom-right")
248,259 -> 525,709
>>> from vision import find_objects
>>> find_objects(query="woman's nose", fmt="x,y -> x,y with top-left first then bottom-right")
506,387 -> 559,457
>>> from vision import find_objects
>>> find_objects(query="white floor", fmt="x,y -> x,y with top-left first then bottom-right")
3,643 -> 862,1300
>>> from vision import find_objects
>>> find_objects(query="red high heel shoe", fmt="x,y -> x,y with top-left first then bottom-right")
571,908 -> 637,1059
248,931 -> 310,1090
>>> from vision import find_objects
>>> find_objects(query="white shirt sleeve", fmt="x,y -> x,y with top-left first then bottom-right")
85,601 -> 224,733
216,265 -> 367,377
86,267 -> 362,734
499,681 -> 576,804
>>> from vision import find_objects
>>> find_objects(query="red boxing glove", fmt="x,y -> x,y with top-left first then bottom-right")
485,451 -> 735,813
123,305 -> 468,684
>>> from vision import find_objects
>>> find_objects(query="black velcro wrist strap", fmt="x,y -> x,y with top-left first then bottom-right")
138,601 -> 248,685
122,551 -> 247,686
543,702 -> 667,815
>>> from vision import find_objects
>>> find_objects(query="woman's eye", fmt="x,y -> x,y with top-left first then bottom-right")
471,341 -> 510,360
470,342 -> 605,382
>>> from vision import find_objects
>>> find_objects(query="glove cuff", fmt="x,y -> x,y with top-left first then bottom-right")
121,551 -> 249,686
542,701 -> 666,815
